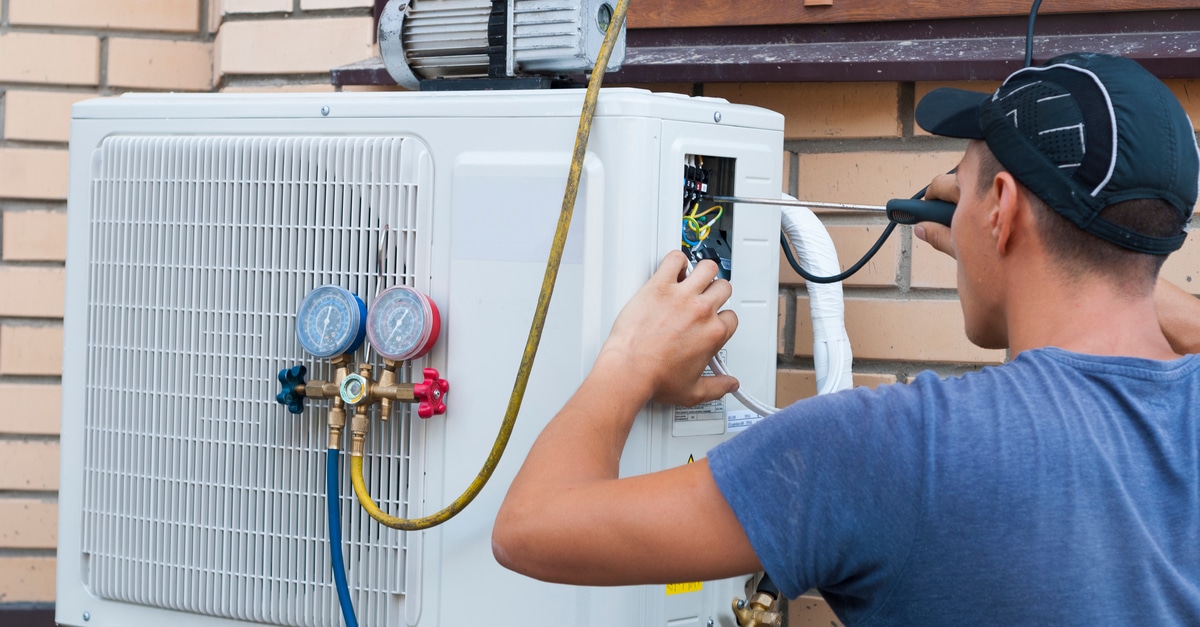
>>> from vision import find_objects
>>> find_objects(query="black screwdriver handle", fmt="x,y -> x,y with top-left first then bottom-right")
885,198 -> 956,227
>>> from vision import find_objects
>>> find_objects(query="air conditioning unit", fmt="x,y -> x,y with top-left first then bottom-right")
57,89 -> 783,627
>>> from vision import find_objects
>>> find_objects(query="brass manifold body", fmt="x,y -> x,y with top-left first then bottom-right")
282,355 -> 449,453
733,591 -> 783,627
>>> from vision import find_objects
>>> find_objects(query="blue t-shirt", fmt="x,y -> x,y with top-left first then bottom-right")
710,348 -> 1200,626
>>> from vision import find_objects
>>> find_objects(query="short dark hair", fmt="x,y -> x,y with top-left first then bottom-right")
974,144 -> 1184,292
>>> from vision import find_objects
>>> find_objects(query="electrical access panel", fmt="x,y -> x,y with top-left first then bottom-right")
57,88 -> 783,627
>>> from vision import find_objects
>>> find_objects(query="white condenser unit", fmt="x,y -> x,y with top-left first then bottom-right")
57,89 -> 783,627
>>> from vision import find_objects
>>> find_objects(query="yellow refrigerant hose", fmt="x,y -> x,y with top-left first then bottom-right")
350,0 -> 632,531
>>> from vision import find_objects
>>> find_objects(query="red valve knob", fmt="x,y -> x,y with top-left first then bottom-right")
413,367 -> 449,418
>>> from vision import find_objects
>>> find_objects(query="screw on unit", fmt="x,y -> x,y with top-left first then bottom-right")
714,111 -> 723,123
83,611 -> 91,622
321,105 -> 331,116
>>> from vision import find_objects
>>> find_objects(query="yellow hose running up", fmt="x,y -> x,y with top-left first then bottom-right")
350,0 -> 631,531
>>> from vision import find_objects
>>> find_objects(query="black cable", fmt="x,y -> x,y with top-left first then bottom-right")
782,222 -> 897,285
1025,0 -> 1044,67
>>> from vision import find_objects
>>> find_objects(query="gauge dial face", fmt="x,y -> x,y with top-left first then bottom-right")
296,285 -> 366,359
367,286 -> 440,361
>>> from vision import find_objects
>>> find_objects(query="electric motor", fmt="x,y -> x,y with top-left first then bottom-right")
379,0 -> 626,89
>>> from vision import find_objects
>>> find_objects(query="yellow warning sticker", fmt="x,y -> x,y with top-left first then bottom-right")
687,454 -> 695,464
666,581 -> 703,596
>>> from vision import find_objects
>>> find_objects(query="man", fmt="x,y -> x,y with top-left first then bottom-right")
493,53 -> 1200,624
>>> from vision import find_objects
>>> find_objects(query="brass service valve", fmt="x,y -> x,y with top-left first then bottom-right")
732,592 -> 783,627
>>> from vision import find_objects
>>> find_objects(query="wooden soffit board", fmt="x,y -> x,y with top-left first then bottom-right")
628,0 -> 1200,29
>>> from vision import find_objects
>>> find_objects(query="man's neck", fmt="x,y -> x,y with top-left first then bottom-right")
1004,270 -> 1179,360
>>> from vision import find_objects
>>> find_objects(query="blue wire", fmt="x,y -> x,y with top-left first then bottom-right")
328,448 -> 359,627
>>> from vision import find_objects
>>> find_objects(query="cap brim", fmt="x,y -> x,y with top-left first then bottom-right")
916,88 -> 990,138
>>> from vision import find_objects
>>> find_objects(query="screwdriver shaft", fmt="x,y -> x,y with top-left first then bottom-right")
708,195 -> 887,213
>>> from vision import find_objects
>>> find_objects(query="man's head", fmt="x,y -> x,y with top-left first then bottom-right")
918,53 -> 1198,256
915,53 -> 1199,347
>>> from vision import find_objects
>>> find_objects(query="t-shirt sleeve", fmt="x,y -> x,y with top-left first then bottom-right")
708,380 -> 931,601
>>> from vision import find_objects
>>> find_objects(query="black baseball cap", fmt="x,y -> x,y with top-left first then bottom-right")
916,52 -> 1199,254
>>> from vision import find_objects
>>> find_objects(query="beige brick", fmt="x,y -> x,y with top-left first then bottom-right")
0,384 -> 62,436
0,33 -> 100,86
0,149 -> 70,201
797,151 -> 963,206
4,91 -> 94,143
0,557 -> 56,603
1161,230 -> 1200,295
0,500 -> 57,548
914,81 -> 1002,136
0,326 -> 64,376
780,224 -> 899,287
216,17 -> 376,76
0,268 -> 65,318
911,227 -> 959,289
108,38 -> 214,91
2,210 -> 68,262
1165,79 -> 1200,123
0,441 -> 59,491
796,296 -> 1006,364
11,0 -> 200,31
782,152 -> 793,195
790,592 -> 845,627
301,0 -> 373,8
776,369 -> 816,406
223,0 -> 292,12
221,83 -> 338,93
707,82 -> 900,139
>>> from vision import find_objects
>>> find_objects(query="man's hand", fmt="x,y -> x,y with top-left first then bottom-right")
915,172 -> 958,258
598,250 -> 739,407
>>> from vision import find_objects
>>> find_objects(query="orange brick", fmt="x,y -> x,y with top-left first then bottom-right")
223,0 -> 292,12
0,148 -> 70,200
706,82 -> 901,139
215,17 -> 375,76
1161,230 -> 1200,295
911,227 -> 959,289
0,441 -> 59,491
2,210 -> 68,262
776,369 -> 816,406
3,91 -> 94,143
0,33 -> 100,86
0,500 -> 57,548
797,151 -> 962,206
1165,79 -> 1200,123
0,326 -> 64,376
853,372 -> 900,389
913,81 -> 1002,136
780,224 -> 899,287
301,0 -> 373,8
10,0 -> 200,31
0,557 -> 56,603
0,268 -> 65,318
796,296 -> 1005,364
108,38 -> 214,91
0,384 -> 62,436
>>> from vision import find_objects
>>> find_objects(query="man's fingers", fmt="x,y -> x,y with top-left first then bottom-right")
915,222 -> 956,259
925,172 -> 959,204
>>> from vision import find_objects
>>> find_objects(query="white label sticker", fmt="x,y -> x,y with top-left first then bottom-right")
726,409 -> 762,433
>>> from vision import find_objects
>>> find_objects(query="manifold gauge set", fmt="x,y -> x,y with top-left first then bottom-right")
295,284 -> 441,362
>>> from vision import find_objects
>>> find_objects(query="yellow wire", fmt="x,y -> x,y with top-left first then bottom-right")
350,0 -> 632,531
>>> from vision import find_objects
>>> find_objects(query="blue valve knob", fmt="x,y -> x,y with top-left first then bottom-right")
276,365 -> 308,414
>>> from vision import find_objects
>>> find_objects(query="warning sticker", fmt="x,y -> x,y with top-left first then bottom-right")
666,581 -> 703,596
673,350 -> 727,423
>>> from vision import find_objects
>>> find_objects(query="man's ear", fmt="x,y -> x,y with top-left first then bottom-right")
990,171 -> 1025,257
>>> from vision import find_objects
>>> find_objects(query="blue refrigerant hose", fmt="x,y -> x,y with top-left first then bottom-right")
328,448 -> 359,627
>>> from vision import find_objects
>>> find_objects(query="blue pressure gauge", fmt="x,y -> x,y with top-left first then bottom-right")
366,286 -> 441,362
295,285 -> 368,359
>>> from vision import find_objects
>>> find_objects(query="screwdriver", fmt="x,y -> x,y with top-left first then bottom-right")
707,195 -> 956,227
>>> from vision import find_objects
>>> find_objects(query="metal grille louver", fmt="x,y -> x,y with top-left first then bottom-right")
81,135 -> 432,627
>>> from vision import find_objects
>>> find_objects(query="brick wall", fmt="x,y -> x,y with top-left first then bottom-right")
0,0 -> 373,609
1,1 -> 1197,619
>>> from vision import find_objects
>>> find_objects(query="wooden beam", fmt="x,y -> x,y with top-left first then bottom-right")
628,0 -> 1200,29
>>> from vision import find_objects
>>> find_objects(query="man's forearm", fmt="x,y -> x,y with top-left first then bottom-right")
1156,278 -> 1200,354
